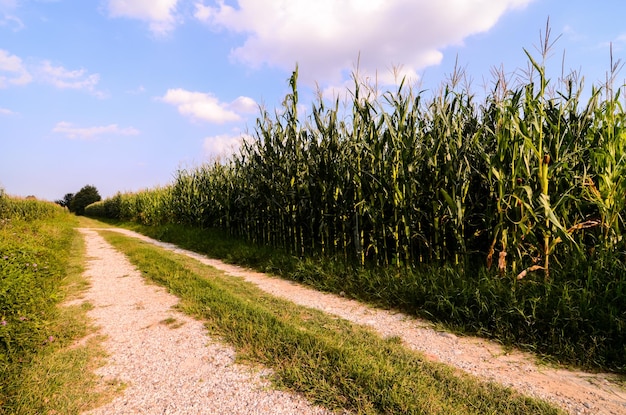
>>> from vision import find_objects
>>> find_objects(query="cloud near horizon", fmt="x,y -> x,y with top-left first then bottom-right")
160,88 -> 257,124
203,132 -> 254,159
194,0 -> 533,86
53,121 -> 140,140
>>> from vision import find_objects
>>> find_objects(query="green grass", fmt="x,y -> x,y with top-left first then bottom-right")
100,229 -> 563,414
0,199 -> 120,414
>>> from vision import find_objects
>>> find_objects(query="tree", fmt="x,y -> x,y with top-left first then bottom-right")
70,185 -> 101,215
55,193 -> 74,208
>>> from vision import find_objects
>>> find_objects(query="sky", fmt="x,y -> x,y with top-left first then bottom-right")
1,0 -> 625,201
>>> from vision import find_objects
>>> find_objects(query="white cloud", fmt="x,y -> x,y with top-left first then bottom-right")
229,95 -> 258,114
160,88 -> 257,123
0,0 -> 24,30
203,133 -> 254,159
127,85 -> 146,94
612,33 -> 626,51
0,50 -> 107,97
106,0 -> 179,35
0,107 -> 16,115
0,50 -> 106,96
0,13 -> 24,30
53,121 -> 140,140
195,0 -> 534,85
0,49 -> 32,87
38,61 -> 105,97
193,2 -> 211,21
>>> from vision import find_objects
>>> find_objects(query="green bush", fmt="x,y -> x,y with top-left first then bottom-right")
70,185 -> 101,215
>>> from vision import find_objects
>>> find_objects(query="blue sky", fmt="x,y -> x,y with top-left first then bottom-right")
1,0 -> 625,201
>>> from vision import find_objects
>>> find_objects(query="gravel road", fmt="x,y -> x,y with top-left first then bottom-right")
78,227 -> 626,415
78,228 -> 335,415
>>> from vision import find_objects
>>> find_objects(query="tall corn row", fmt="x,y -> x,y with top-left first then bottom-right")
421,82 -> 480,266
307,93 -> 351,258
379,80 -> 416,266
481,78 -> 541,276
348,79 -> 383,265
0,193 -> 63,221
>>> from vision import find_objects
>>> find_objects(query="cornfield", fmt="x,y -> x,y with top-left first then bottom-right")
86,43 -> 626,371
0,190 -> 64,222
92,52 -> 625,274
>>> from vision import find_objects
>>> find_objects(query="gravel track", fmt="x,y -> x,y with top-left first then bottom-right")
79,227 -> 626,415
78,228 -> 335,415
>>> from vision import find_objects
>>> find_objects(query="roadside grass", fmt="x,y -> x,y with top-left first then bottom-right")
100,229 -> 564,415
0,207 -> 120,414
77,216 -> 115,229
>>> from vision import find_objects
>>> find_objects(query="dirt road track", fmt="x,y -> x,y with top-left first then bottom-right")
80,227 -> 626,415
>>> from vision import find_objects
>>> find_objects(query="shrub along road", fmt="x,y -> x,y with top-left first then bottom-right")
80,225 -> 626,415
